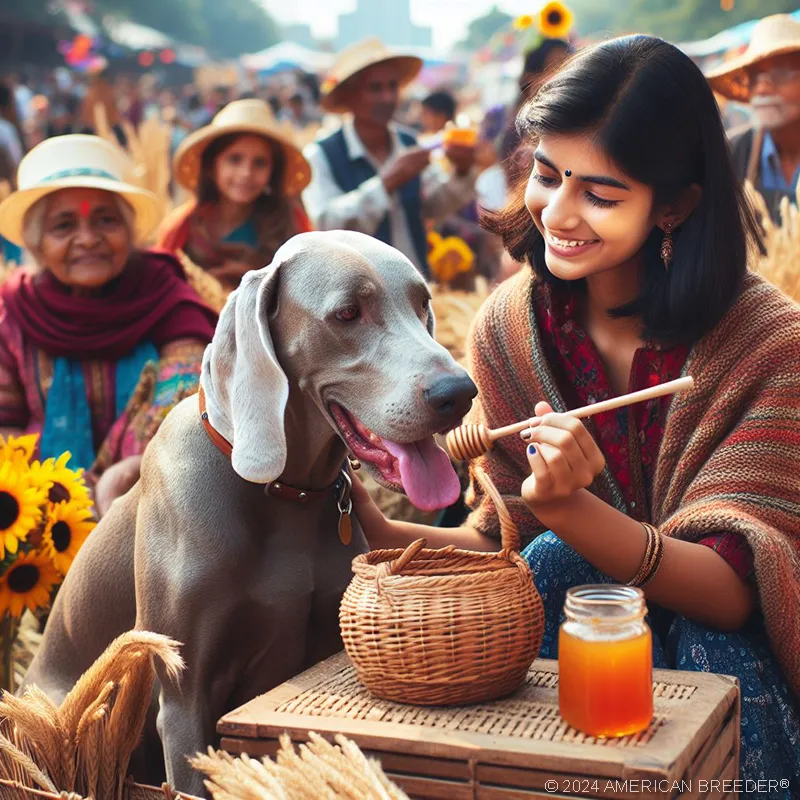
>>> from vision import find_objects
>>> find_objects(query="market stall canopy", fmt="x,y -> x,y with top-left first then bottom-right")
103,19 -> 208,66
240,42 -> 334,75
680,9 -> 800,58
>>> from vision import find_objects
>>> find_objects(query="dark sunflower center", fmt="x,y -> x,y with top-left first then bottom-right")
547,10 -> 562,24
0,491 -> 20,529
8,564 -> 40,593
49,483 -> 71,504
51,521 -> 72,553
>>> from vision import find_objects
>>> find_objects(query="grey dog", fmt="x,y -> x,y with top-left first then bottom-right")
22,231 -> 477,795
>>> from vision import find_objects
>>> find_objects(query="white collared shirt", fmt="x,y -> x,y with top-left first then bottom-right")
302,118 -> 476,273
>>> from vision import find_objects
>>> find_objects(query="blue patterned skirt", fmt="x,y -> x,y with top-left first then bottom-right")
522,532 -> 800,799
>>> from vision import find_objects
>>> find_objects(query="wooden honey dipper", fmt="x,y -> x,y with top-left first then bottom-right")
446,376 -> 695,461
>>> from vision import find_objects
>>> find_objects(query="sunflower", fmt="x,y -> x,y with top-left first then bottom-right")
42,501 -> 95,575
0,461 -> 47,560
429,236 -> 475,284
514,14 -> 535,30
0,550 -> 61,619
538,1 -> 574,39
0,433 -> 39,469
28,452 -> 91,508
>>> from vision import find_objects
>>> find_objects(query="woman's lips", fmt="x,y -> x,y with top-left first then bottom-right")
545,231 -> 600,258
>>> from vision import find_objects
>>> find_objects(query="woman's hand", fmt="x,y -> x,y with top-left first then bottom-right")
94,455 -> 143,518
520,401 -> 606,511
350,474 -> 398,550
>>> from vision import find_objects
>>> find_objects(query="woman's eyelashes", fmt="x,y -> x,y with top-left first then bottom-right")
532,171 -> 621,208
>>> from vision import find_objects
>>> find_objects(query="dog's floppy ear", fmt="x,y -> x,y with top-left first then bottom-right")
201,249 -> 292,483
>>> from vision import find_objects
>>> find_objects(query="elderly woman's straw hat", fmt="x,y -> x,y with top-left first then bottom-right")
706,14 -> 800,103
320,38 -> 423,113
173,99 -> 311,196
0,134 -> 162,246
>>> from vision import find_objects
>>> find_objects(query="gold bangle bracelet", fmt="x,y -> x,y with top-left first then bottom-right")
628,522 -> 658,588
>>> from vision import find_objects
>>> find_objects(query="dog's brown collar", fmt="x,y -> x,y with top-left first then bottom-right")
198,386 -> 343,503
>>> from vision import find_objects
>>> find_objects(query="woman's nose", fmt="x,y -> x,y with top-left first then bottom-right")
73,218 -> 101,246
540,188 -> 582,232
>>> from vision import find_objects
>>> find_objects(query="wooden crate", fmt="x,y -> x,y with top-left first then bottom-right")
219,651 -> 740,800
0,780 -> 201,800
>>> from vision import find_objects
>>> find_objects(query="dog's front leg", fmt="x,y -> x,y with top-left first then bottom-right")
155,671 -> 220,796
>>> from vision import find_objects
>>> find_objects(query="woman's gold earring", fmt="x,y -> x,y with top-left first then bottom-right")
660,222 -> 674,270
348,456 -> 361,471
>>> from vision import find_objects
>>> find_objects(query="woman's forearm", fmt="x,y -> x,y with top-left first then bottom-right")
534,490 -> 756,631
377,520 -> 501,552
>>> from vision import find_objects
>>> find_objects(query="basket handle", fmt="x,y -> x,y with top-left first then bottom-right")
472,465 -> 521,555
386,538 -> 428,575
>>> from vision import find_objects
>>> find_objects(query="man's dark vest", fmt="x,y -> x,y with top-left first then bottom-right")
318,127 -> 430,276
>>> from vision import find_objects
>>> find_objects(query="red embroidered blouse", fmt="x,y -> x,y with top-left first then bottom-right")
532,284 -> 754,581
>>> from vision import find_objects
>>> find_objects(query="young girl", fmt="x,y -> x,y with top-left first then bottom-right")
353,35 -> 800,795
158,99 -> 312,290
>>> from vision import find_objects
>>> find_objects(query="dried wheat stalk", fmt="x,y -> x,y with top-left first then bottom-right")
747,182 -> 800,302
190,732 -> 409,800
0,631 -> 184,800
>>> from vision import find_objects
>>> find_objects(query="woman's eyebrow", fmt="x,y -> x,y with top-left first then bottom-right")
534,151 -> 631,191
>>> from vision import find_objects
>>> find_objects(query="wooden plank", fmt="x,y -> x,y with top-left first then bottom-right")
221,736 -> 472,781
687,713 -> 737,782
387,773 -> 475,800
475,764 -> 688,800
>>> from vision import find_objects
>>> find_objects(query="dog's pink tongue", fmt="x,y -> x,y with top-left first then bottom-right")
382,437 -> 460,511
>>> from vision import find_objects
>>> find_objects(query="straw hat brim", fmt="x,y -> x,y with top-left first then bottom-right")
173,122 -> 312,197
706,43 -> 800,102
321,55 -> 423,113
0,178 -> 163,247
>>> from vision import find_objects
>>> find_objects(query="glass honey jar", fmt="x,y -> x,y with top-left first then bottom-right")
558,585 -> 653,738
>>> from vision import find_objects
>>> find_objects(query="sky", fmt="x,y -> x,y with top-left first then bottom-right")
260,0 -> 539,52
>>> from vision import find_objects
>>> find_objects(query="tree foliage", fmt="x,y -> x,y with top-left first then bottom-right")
93,0 -> 280,57
569,0 -> 798,43
459,5 -> 514,49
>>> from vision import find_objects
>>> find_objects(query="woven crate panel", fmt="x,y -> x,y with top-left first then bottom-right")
273,658 -> 699,748
219,652 -> 740,799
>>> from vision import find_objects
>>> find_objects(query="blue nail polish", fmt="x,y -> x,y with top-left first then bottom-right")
527,444 -> 537,455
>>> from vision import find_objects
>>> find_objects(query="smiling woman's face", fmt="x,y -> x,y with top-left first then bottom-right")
37,188 -> 132,289
525,132 -> 658,281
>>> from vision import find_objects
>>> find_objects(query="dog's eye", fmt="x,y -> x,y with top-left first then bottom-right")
336,305 -> 360,322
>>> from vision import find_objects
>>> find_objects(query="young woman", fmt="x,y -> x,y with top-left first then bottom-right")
353,35 -> 800,795
158,99 -> 312,291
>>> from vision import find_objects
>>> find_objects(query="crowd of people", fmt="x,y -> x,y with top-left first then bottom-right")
0,12 -> 799,798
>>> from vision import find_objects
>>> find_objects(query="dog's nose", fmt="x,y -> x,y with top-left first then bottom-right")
424,374 -> 478,419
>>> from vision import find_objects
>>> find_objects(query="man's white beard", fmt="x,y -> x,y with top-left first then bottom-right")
751,95 -> 800,130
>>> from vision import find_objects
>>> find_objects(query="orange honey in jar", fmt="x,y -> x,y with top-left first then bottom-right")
558,585 -> 653,738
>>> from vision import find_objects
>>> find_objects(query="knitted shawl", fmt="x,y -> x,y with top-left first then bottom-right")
465,269 -> 800,696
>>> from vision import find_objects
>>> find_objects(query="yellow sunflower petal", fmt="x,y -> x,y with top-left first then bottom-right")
42,500 -> 96,575
539,1 -> 574,39
0,550 -> 61,619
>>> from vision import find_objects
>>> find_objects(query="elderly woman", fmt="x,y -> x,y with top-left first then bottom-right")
0,134 -> 217,515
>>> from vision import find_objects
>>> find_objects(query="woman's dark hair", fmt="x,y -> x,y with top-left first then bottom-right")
198,132 -> 296,262
486,35 -> 762,344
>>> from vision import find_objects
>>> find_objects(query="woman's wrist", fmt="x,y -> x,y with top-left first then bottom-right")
526,490 -> 585,530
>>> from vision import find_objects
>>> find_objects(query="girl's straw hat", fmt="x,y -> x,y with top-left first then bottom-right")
706,14 -> 800,103
0,134 -> 162,246
173,99 -> 312,196
320,38 -> 423,113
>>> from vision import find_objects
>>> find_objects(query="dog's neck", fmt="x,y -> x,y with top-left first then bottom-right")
279,385 -> 347,491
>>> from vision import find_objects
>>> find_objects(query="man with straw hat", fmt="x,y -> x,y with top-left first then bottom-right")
707,13 -> 800,221
302,37 -> 477,278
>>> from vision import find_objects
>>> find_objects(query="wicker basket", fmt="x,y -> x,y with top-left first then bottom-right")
340,467 -> 544,706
